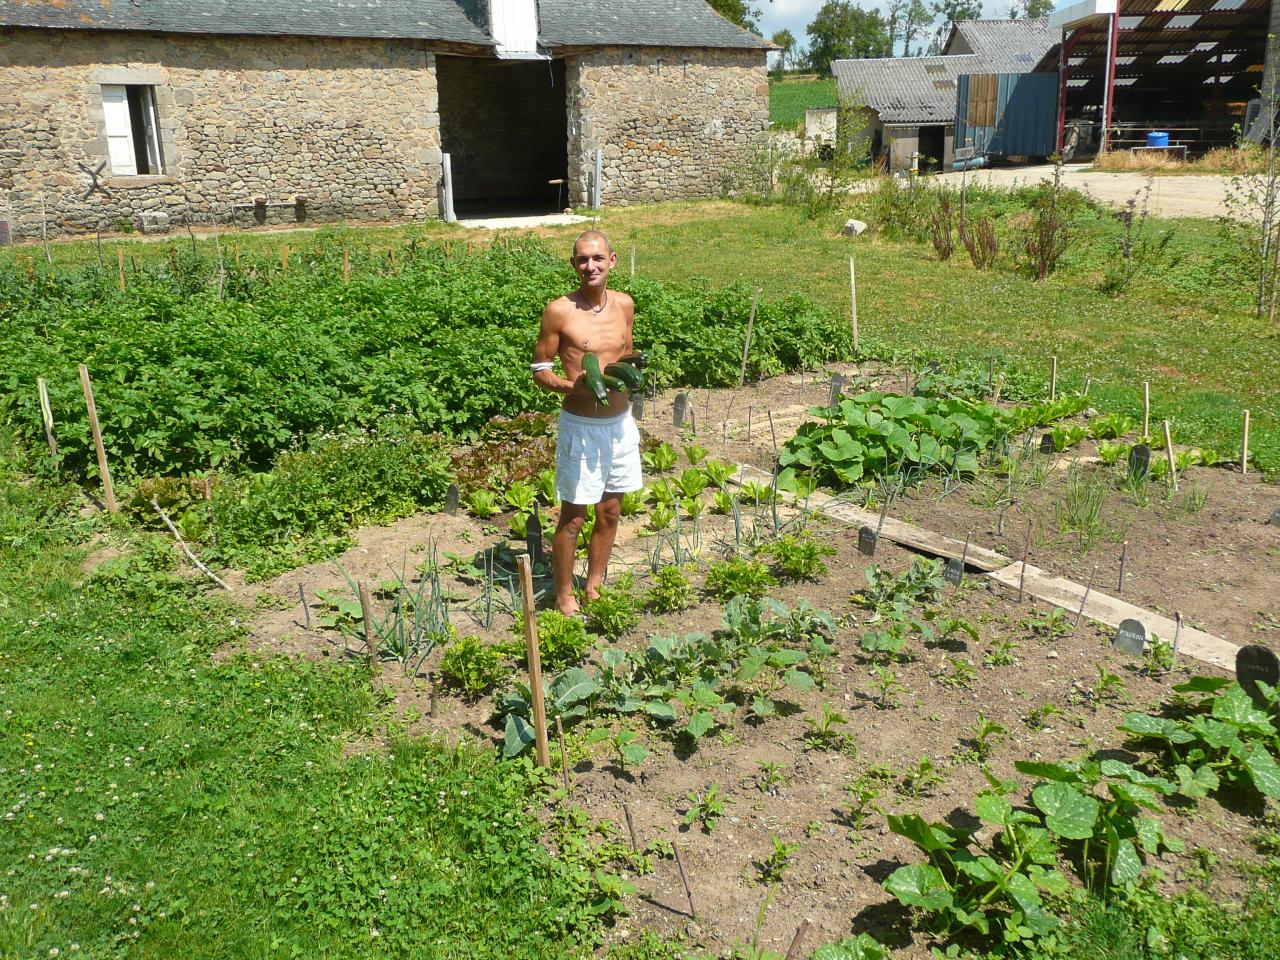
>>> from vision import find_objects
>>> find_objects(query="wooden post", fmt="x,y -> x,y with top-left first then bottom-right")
1142,381 -> 1150,438
746,405 -> 753,441
1118,540 -> 1129,594
767,409 -> 778,452
556,716 -> 569,794
116,247 -> 125,293
1018,520 -> 1032,601
1050,355 -> 1058,402
849,254 -> 859,355
673,844 -> 697,920
298,583 -> 311,630
36,377 -> 58,461
630,243 -> 636,277
517,554 -> 551,768
358,580 -> 380,674
622,802 -> 639,852
280,244 -> 288,274
784,921 -> 812,960
1161,420 -> 1178,492
1075,565 -> 1096,628
342,248 -> 350,283
77,364 -> 117,513
1241,409 -> 1251,475
737,287 -> 761,389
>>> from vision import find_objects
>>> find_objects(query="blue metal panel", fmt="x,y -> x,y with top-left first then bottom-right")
955,72 -> 1059,159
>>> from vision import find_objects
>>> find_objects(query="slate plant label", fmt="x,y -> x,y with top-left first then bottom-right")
1113,618 -> 1147,657
1236,645 -> 1280,707
1128,444 -> 1151,478
631,394 -> 645,420
673,392 -> 688,428
1270,509 -> 1280,527
445,483 -> 460,516
858,525 -> 878,556
829,373 -> 844,408
944,557 -> 964,585
1039,434 -> 1055,454
526,513 -> 544,566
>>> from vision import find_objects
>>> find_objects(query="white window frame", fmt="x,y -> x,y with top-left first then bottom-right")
101,84 -> 165,176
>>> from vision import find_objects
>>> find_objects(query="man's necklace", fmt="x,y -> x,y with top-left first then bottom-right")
590,292 -> 608,315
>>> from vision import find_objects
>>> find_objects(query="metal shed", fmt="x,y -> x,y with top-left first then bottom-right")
955,72 -> 1060,159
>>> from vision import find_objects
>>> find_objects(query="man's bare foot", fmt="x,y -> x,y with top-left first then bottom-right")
583,584 -> 602,603
557,596 -> 580,617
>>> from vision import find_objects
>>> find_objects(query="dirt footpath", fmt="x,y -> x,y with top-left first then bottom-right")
933,163 -> 1236,219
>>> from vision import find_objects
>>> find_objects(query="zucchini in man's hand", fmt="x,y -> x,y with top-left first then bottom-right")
604,361 -> 644,392
582,352 -> 611,405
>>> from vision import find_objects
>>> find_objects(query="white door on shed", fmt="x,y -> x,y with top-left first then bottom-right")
491,0 -> 538,56
101,84 -> 138,176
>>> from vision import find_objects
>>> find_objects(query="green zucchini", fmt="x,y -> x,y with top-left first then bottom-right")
604,362 -> 644,392
582,352 -> 610,405
601,374 -> 627,393
618,351 -> 649,369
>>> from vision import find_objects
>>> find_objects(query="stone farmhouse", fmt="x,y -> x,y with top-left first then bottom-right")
0,1 -> 770,240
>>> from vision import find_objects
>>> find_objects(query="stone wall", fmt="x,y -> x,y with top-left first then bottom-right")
0,29 -> 442,239
565,46 -> 768,206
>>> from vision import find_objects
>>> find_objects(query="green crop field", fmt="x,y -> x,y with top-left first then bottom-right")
769,77 -> 837,129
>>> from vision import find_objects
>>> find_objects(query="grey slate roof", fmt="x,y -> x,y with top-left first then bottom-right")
834,18 -> 1056,126
538,0 -> 770,49
833,55 -> 980,125
945,18 -> 1057,73
0,0 -> 494,44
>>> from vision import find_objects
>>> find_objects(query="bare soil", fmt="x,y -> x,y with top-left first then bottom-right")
220,367 -> 1279,956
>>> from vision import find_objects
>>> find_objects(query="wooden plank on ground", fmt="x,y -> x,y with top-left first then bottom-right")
987,562 -> 1238,673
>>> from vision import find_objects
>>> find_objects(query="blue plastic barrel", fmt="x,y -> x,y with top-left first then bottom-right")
1147,131 -> 1170,148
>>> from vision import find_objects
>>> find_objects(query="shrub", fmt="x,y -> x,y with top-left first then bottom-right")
645,565 -> 695,613
584,575 -> 641,641
512,609 -> 592,670
761,532 -> 835,582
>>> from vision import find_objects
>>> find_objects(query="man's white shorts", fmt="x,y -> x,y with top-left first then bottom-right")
555,408 -> 645,506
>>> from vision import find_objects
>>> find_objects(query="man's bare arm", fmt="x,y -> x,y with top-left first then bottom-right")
533,303 -> 578,395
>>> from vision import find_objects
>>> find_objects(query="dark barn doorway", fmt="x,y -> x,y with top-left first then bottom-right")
436,56 -> 568,217
918,125 -> 946,172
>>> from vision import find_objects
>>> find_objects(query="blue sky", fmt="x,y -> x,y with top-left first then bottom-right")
757,0 -> 1033,52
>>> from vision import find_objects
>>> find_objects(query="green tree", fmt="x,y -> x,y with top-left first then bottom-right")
708,0 -> 763,31
1010,0 -> 1056,16
806,1 -> 892,74
898,0 -> 933,56
771,28 -> 797,72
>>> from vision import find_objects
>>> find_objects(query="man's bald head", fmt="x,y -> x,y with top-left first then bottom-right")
572,230 -> 614,256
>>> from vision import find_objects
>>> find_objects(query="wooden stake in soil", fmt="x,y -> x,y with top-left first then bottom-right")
280,244 -> 288,274
746,405 -> 753,441
1162,419 -> 1178,493
1142,381 -> 1150,438
1173,611 -> 1183,664
1083,374 -> 1092,396
556,716 -> 570,794
622,802 -> 638,852
767,409 -> 778,453
630,243 -> 636,277
77,364 -> 117,513
298,583 -> 311,630
1075,565 -> 1097,628
849,254 -> 859,355
672,843 -> 697,920
1118,540 -> 1129,594
1050,355 -> 1058,402
784,921 -> 812,960
342,248 -> 350,283
117,247 -> 125,293
358,580 -> 380,674
36,377 -> 58,461
987,356 -> 995,399
1241,409 -> 1251,475
517,554 -> 551,768
737,287 -> 762,389
1018,520 -> 1033,602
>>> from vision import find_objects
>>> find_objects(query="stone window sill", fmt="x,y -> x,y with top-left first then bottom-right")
107,175 -> 177,187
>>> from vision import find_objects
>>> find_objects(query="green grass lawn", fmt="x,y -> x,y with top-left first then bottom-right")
769,77 -> 837,129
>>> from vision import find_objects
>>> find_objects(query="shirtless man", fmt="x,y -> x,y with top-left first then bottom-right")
532,230 -> 642,616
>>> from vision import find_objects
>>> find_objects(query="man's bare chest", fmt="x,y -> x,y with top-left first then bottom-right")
560,309 -> 628,354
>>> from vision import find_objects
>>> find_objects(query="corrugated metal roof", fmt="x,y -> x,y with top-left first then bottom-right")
538,0 -> 770,49
833,54 -> 981,125
949,18 -> 1058,72
0,0 -> 494,44
835,18 -> 1058,125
